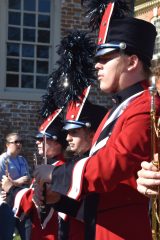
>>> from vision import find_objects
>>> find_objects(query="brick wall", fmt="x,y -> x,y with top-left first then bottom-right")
135,3 -> 160,79
0,100 -> 42,164
61,0 -> 88,34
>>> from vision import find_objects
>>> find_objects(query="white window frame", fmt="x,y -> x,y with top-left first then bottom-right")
0,0 -> 61,101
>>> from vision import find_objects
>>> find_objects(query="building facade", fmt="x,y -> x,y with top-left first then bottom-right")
0,0 -> 159,165
0,0 -> 102,164
135,0 -> 160,76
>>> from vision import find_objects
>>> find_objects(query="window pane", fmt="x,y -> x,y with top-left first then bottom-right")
38,0 -> 51,13
8,27 -> 20,41
7,58 -> 19,71
38,30 -> 50,43
38,15 -> 50,28
153,19 -> 160,55
37,61 -> 48,73
23,29 -> 35,42
6,74 -> 19,87
7,43 -> 20,56
24,0 -> 36,11
9,12 -> 21,25
9,0 -> 21,10
37,46 -> 49,58
22,44 -> 34,57
22,75 -> 34,88
24,13 -> 35,27
22,60 -> 34,73
36,76 -> 48,89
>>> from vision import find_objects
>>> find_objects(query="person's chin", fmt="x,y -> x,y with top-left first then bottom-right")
100,83 -> 113,93
70,146 -> 75,151
100,85 -> 109,93
38,150 -> 43,155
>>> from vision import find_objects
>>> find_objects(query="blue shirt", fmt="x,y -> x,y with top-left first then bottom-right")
0,152 -> 30,180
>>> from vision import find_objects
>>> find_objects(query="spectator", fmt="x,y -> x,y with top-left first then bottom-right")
0,132 -> 31,240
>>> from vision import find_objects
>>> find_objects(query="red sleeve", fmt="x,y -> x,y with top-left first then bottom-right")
14,188 -> 34,219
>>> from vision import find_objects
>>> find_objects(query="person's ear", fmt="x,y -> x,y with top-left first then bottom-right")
89,131 -> 95,140
127,55 -> 139,71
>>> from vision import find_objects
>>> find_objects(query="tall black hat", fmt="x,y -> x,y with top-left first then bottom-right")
82,0 -> 157,66
36,109 -> 67,148
63,86 -> 106,131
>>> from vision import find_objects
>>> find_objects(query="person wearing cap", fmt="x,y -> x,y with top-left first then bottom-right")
33,1 -> 160,239
1,119 -> 67,240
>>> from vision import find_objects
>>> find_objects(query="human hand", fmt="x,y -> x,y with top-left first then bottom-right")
1,175 -> 13,193
13,176 -> 31,186
32,182 -> 44,208
34,165 -> 54,184
137,159 -> 160,197
46,184 -> 61,204
33,182 -> 61,207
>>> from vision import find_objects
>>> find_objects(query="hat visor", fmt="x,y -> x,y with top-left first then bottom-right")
34,132 -> 43,139
63,123 -> 83,131
95,47 -> 119,58
63,120 -> 87,131
34,132 -> 53,140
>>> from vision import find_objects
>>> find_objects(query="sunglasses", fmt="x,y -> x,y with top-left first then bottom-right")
8,140 -> 23,144
35,138 -> 43,142
35,138 -> 53,142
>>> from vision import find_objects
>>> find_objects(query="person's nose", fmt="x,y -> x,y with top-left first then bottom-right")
36,140 -> 42,145
95,62 -> 103,70
66,133 -> 72,142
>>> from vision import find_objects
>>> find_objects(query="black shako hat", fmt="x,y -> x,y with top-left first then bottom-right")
35,111 -> 67,148
81,0 -> 157,67
63,92 -> 107,131
96,17 -> 157,66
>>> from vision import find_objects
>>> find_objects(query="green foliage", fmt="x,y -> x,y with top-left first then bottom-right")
13,233 -> 21,240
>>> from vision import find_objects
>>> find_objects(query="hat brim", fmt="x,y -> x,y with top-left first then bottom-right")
95,48 -> 118,58
63,123 -> 83,131
63,120 -> 87,131
95,42 -> 127,58
34,132 -> 56,140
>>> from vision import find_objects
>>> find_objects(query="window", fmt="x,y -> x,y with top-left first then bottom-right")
152,16 -> 160,59
0,0 -> 61,100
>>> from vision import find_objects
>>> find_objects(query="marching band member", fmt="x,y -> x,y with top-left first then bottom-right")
2,115 -> 67,240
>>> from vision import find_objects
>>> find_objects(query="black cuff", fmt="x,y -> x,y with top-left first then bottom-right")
51,195 -> 81,217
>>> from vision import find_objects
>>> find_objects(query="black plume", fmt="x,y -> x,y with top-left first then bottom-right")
40,88 -> 58,118
81,0 -> 131,31
40,30 -> 96,118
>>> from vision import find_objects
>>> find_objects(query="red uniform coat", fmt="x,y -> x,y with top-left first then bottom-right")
13,156 -> 66,240
68,82 -> 160,240
13,156 -> 85,240
13,187 -> 58,240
